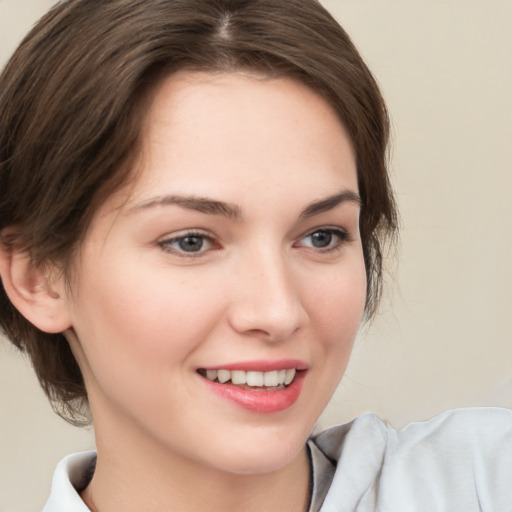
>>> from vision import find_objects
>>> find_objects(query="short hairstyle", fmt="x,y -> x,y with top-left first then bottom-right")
0,0 -> 397,424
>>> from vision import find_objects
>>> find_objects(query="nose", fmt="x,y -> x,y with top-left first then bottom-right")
227,249 -> 308,342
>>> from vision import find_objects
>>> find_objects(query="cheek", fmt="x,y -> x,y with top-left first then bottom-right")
290,254 -> 366,422
304,253 -> 367,385
69,258 -> 225,380
310,256 -> 367,338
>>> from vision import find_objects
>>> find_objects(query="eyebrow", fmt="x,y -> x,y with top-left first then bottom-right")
128,189 -> 360,220
299,190 -> 361,219
129,195 -> 242,220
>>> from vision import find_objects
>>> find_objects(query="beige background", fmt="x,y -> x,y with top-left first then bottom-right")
1,0 -> 511,510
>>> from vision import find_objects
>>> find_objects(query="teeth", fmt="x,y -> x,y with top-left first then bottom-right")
206,369 -> 218,381
284,369 -> 296,385
264,370 -> 279,387
217,369 -> 230,383
231,370 -> 246,385
246,371 -> 264,386
203,368 -> 297,387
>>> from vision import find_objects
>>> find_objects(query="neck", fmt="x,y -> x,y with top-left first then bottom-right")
82,413 -> 311,512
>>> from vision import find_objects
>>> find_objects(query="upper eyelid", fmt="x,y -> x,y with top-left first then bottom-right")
159,228 -> 213,241
298,225 -> 349,239
157,226 -> 349,242
158,229 -> 216,246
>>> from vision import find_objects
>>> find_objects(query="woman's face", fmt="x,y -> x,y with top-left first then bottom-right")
64,71 -> 366,475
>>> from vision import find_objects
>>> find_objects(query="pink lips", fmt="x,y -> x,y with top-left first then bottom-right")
199,359 -> 308,414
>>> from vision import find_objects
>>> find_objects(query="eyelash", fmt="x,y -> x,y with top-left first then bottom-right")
157,230 -> 218,257
294,227 -> 351,253
157,227 -> 351,258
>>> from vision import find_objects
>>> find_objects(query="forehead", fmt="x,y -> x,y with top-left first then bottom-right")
107,70 -> 358,215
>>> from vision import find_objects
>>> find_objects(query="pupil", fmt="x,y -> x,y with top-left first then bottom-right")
178,236 -> 203,252
311,231 -> 332,248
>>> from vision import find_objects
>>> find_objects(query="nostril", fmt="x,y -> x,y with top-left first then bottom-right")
227,299 -> 306,342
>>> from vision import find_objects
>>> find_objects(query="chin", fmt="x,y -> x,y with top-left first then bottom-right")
207,431 -> 308,476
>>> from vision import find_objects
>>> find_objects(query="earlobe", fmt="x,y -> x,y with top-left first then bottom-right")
0,237 -> 72,334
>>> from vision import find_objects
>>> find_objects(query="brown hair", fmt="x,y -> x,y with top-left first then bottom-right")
0,0 -> 397,424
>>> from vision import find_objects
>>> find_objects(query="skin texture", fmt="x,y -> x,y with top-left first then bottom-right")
4,72 -> 367,511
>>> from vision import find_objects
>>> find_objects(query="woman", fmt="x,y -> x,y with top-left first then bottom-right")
0,1 -> 511,511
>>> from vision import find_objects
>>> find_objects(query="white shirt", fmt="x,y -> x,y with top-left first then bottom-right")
42,407 -> 512,512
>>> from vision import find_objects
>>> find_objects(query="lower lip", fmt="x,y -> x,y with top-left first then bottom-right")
201,371 -> 306,413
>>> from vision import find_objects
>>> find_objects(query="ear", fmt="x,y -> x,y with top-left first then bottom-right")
0,234 -> 72,334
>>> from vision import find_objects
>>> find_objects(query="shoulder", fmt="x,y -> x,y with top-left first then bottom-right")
313,408 -> 512,512
311,412 -> 389,455
379,407 -> 512,511
395,406 -> 512,447
42,451 -> 96,512
309,412 -> 392,511
387,406 -> 512,474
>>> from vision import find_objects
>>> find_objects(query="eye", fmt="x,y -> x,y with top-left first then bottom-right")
158,231 -> 217,256
295,227 -> 350,252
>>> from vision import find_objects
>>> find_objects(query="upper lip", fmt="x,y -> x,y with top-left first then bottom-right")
199,359 -> 309,372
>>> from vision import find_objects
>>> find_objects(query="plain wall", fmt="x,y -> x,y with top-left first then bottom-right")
0,1 -> 511,510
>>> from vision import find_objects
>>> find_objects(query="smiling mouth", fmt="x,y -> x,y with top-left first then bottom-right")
197,368 -> 297,390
